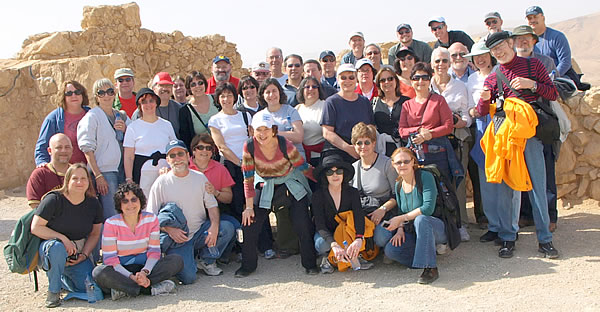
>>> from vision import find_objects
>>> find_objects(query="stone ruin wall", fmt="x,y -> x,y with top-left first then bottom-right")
0,2 -> 599,205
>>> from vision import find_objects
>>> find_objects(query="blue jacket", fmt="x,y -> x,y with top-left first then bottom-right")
34,106 -> 90,166
157,202 -> 189,251
534,27 -> 571,76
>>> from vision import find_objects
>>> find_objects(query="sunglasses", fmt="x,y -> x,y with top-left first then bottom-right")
450,52 -> 467,59
486,19 -> 498,26
322,58 -> 336,63
287,63 -> 301,68
194,145 -> 214,152
325,168 -> 344,176
366,51 -> 380,56
399,55 -> 414,61
120,197 -> 139,204
434,59 -> 450,64
64,89 -> 83,97
190,81 -> 205,88
304,85 -> 319,90
355,140 -> 371,146
378,77 -> 395,84
242,85 -> 256,90
117,77 -> 132,83
167,151 -> 186,159
431,24 -> 445,31
411,75 -> 431,81
97,88 -> 115,97
393,159 -> 412,166
398,29 -> 411,35
339,75 -> 356,81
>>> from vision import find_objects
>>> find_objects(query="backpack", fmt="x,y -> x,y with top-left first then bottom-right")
4,209 -> 41,274
408,164 -> 462,250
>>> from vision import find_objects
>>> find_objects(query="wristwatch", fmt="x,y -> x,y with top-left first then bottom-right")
531,81 -> 537,93
141,269 -> 150,275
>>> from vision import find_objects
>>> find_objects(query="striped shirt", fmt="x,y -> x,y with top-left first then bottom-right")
102,212 -> 160,276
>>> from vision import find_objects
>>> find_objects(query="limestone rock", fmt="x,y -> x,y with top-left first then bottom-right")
570,131 -> 589,147
583,116 -> 597,130
579,133 -> 600,167
577,177 -> 590,198
583,87 -> 600,114
589,180 -> 600,201
590,169 -> 598,180
555,140 -> 577,174
557,183 -> 577,198
574,166 -> 593,175
556,173 -> 577,184
20,32 -> 74,60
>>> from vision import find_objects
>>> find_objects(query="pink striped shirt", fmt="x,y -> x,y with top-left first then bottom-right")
102,212 -> 161,268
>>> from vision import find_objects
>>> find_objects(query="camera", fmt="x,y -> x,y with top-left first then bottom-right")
68,254 -> 79,261
408,132 -> 426,162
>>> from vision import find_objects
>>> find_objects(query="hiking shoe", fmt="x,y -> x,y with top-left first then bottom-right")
498,241 -> 515,258
151,280 -> 175,296
459,227 -> 470,242
417,268 -> 439,284
197,260 -> 223,276
436,243 -> 449,255
111,288 -> 128,301
358,255 -> 374,270
305,267 -> 319,275
45,292 -> 61,308
234,267 -> 253,278
479,231 -> 498,243
320,257 -> 334,274
264,249 -> 277,260
538,242 -> 559,259
494,233 -> 519,246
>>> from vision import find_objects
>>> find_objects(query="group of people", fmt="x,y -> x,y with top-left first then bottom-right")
26,6 -> 579,308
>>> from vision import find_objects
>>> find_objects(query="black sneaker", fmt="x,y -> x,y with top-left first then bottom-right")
417,268 -> 439,284
494,233 -> 519,246
479,231 -> 498,243
305,267 -> 319,275
234,267 -> 253,278
538,242 -> 559,259
498,241 -> 515,258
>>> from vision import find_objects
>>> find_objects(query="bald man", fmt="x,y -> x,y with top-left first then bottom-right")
448,42 -> 476,83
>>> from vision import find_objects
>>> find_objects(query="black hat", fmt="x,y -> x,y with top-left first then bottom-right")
485,31 -> 510,49
135,87 -> 161,106
314,154 -> 355,184
395,46 -> 417,58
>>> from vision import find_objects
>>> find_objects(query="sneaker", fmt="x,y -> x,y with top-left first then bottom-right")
264,249 -> 277,260
498,241 -> 515,258
382,255 -> 394,264
305,267 -> 319,275
197,260 -> 223,276
320,257 -> 334,274
538,242 -> 559,259
494,233 -> 519,246
417,268 -> 439,284
45,292 -> 61,308
436,243 -> 449,255
234,267 -> 253,278
111,288 -> 128,301
151,280 -> 175,296
358,255 -> 374,270
479,231 -> 498,243
459,226 -> 470,242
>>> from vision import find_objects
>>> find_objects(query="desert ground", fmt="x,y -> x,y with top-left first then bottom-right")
1,185 -> 599,311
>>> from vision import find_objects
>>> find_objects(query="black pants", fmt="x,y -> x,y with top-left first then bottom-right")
467,125 -> 484,221
92,254 -> 183,296
241,195 -> 317,272
520,143 -> 558,223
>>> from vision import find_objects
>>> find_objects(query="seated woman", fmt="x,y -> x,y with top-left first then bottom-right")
374,147 -> 447,284
236,114 -> 318,277
312,154 -> 374,273
92,182 -> 183,300
31,163 -> 103,308
350,123 -> 398,225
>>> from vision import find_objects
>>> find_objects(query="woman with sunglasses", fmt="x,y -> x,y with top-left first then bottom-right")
374,147 -> 447,284
179,71 -> 219,150
234,76 -> 264,117
373,66 -> 411,156
77,78 -> 131,220
296,77 -> 326,166
393,46 -> 419,99
35,80 -> 90,166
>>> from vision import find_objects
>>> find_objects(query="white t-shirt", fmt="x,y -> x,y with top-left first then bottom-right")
431,77 -> 471,127
254,104 -> 305,158
146,170 -> 218,237
208,111 -> 252,160
296,100 -> 325,146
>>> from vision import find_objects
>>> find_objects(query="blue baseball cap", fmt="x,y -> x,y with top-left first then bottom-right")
212,55 -> 231,64
165,139 -> 188,154
526,6 -> 543,17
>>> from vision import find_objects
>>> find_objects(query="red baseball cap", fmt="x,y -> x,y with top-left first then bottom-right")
153,72 -> 174,85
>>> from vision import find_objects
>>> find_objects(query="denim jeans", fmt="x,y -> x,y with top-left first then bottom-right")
478,167 -> 520,241
97,171 -> 119,221
39,239 -> 95,294
163,220 -> 234,284
314,232 -> 331,256
520,143 -> 558,223
373,215 -> 446,268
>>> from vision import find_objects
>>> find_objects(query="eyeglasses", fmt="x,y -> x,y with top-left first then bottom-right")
287,63 -> 301,68
242,85 -> 256,90
339,75 -> 356,81
64,89 -> 83,97
304,85 -> 319,90
486,19 -> 498,26
117,77 -> 132,83
411,75 -> 431,81
366,51 -> 380,56
321,58 -> 336,63
168,151 -> 186,159
433,59 -> 450,64
194,145 -> 214,152
431,24 -> 445,31
378,77 -> 395,84
355,140 -> 371,146
120,197 -> 139,204
190,81 -> 205,88
399,55 -> 414,61
325,168 -> 344,176
393,159 -> 412,166
268,55 -> 282,60
450,52 -> 467,59
97,88 -> 115,97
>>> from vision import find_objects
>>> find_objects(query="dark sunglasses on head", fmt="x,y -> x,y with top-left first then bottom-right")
393,159 -> 412,165
190,81 -> 205,88
340,75 -> 356,81
486,19 -> 498,26
355,140 -> 371,146
242,85 -> 256,90
97,88 -> 115,97
194,145 -> 214,152
325,168 -> 344,176
434,59 -> 450,64
450,52 -> 467,59
366,51 -> 380,56
378,77 -> 395,84
64,89 -> 83,97
287,63 -> 302,68
168,151 -> 186,159
399,55 -> 415,61
411,74 -> 431,81
304,85 -> 319,90
120,197 -> 139,204
431,24 -> 444,31
117,77 -> 132,83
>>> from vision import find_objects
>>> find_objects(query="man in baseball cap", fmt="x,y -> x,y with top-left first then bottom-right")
340,31 -> 365,66
113,68 -> 136,117
251,61 -> 271,84
206,55 -> 240,94
429,16 -> 474,51
484,12 -> 504,34
388,23 -> 433,65
132,72 -> 183,134
319,50 -> 339,90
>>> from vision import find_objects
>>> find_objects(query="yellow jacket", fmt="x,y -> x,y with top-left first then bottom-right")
480,97 -> 538,191
327,211 -> 378,272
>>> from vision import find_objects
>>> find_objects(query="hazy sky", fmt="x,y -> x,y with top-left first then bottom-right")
1,0 -> 598,68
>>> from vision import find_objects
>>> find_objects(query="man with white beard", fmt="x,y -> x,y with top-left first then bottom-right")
206,56 -> 240,94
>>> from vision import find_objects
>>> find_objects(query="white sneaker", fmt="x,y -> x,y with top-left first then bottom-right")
151,280 -> 175,296
320,257 -> 334,274
459,226 -> 471,242
197,260 -> 223,276
111,288 -> 128,301
436,243 -> 449,255
263,249 -> 276,260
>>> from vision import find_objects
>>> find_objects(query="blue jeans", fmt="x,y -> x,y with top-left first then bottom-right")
478,167 -> 520,241
163,220 -> 234,284
39,239 -> 94,293
521,137 -> 552,243
97,171 -> 119,221
314,232 -> 331,256
374,215 -> 446,268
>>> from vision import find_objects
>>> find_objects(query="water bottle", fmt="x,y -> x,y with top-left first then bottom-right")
549,70 -> 556,81
236,228 -> 244,243
85,275 -> 97,303
115,111 -> 124,142
342,240 -> 361,270
204,231 -> 220,257
284,115 -> 293,131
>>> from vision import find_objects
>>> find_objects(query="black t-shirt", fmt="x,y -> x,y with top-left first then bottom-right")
435,30 -> 474,51
35,192 -> 103,240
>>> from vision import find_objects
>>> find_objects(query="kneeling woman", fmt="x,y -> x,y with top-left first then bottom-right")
93,182 -> 183,300
31,163 -> 103,308
237,114 -> 318,277
374,148 -> 447,284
